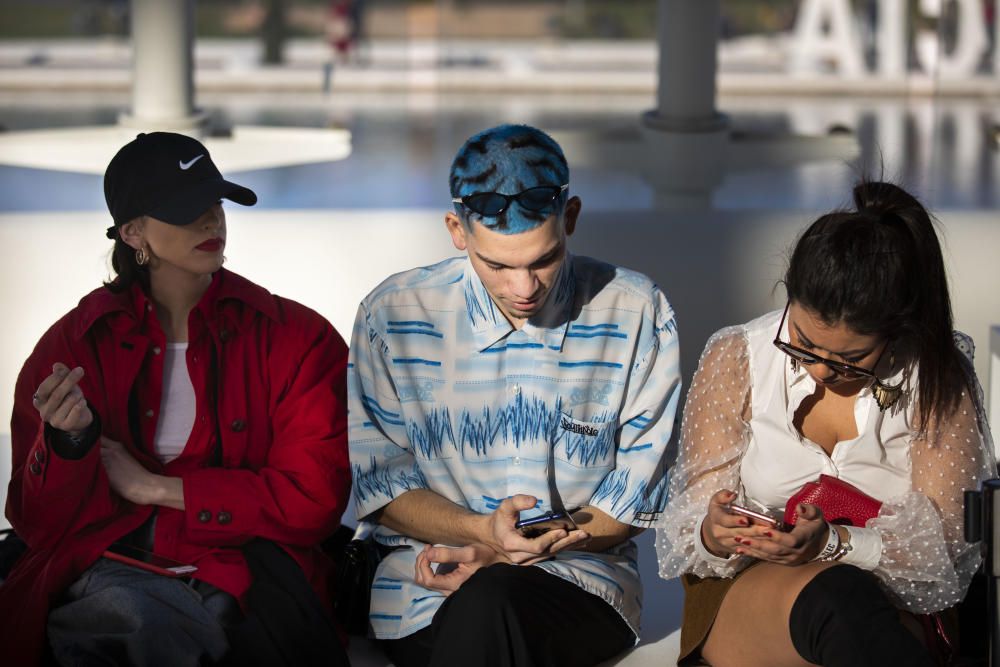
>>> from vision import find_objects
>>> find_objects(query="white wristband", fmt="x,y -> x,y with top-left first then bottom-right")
812,522 -> 840,561
835,525 -> 882,569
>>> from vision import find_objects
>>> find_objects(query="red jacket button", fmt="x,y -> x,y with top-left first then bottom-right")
217,511 -> 232,525
29,462 -> 41,475
34,450 -> 45,463
197,510 -> 212,523
230,419 -> 246,433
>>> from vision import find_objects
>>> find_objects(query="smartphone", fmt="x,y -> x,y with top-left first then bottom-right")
726,504 -> 783,530
103,543 -> 198,577
514,510 -> 579,538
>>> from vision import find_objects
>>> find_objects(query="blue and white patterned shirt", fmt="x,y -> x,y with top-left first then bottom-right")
348,253 -> 681,640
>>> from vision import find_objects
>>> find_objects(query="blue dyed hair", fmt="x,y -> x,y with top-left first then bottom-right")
449,124 -> 569,235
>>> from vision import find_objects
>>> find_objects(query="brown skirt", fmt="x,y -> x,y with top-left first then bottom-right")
677,563 -> 761,665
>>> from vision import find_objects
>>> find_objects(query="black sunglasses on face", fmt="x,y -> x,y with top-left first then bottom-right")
452,184 -> 569,217
772,303 -> 885,380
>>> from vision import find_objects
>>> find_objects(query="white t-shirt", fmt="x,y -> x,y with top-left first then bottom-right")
152,343 -> 196,464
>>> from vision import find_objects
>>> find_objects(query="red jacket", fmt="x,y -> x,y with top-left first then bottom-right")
1,269 -> 350,665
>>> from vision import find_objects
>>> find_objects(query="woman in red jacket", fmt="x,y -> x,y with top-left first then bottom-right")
1,132 -> 351,666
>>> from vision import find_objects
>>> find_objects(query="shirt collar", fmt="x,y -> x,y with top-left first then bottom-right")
72,268 -> 280,340
462,254 -> 576,352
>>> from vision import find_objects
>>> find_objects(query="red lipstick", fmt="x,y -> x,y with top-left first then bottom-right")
196,238 -> 223,252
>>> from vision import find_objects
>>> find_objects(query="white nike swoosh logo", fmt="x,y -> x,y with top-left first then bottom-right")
179,154 -> 204,170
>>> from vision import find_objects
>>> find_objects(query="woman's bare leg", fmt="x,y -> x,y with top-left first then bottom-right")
701,561 -> 837,667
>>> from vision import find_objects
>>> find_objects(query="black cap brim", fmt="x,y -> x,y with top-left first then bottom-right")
147,178 -> 257,226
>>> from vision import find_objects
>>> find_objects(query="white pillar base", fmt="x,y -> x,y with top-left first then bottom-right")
118,109 -> 210,135
0,125 -> 352,174
638,110 -> 730,207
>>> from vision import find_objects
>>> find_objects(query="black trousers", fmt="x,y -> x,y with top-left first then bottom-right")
381,563 -> 636,667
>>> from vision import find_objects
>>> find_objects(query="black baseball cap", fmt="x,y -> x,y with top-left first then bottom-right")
104,132 -> 257,237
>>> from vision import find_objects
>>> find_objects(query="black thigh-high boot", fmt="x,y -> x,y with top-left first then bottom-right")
788,565 -> 934,667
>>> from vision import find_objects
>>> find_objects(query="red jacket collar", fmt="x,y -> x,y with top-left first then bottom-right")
71,269 -> 281,340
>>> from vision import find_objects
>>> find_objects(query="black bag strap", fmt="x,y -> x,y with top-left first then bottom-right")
222,540 -> 349,667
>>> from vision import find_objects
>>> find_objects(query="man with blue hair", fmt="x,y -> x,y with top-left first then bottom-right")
348,124 -> 681,666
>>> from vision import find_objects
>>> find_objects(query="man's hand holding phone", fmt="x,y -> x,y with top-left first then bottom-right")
484,494 -> 590,563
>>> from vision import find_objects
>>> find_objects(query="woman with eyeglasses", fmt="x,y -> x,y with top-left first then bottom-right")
656,181 -> 994,667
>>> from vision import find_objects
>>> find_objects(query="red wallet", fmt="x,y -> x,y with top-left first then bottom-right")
783,474 -> 883,527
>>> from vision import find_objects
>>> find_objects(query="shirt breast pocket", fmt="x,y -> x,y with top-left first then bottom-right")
553,412 -> 617,470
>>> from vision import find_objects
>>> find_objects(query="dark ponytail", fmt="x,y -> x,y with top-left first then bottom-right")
785,181 -> 967,429
103,222 -> 150,294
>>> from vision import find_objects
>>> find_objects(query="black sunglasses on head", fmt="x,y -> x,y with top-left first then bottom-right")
452,184 -> 568,217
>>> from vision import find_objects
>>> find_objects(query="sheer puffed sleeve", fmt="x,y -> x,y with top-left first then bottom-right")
656,326 -> 754,579
869,347 -> 996,613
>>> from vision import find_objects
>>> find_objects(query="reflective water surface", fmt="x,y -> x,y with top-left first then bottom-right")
1,90 -> 997,213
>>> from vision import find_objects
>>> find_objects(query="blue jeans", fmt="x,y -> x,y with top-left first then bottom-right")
47,557 -> 232,667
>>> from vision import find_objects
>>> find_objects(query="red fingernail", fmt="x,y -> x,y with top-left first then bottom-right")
764,531 -> 773,537
741,519 -> 750,526
733,537 -> 742,544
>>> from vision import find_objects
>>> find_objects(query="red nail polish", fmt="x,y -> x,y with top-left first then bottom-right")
764,531 -> 773,537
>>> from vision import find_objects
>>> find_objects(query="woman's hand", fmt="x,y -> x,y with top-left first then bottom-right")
100,438 -> 158,505
32,363 -> 93,436
701,490 -> 771,557
731,503 -> 830,565
99,438 -> 184,509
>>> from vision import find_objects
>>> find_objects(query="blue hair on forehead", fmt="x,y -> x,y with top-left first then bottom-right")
449,124 -> 569,235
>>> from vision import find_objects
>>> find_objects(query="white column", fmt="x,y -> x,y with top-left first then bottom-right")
647,0 -> 724,130
121,0 -> 205,131
640,0 -> 728,208
876,0 -> 907,77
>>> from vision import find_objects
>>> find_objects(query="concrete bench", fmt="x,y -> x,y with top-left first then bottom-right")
343,528 -> 686,666
346,630 -> 682,667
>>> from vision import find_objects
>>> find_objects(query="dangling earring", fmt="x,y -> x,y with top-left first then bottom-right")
135,245 -> 149,266
872,347 -> 903,411
789,357 -> 799,373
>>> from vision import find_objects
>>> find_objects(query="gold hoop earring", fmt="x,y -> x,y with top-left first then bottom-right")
135,246 -> 149,266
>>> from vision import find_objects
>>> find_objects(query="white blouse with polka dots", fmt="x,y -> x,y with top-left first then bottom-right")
656,309 -> 996,613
